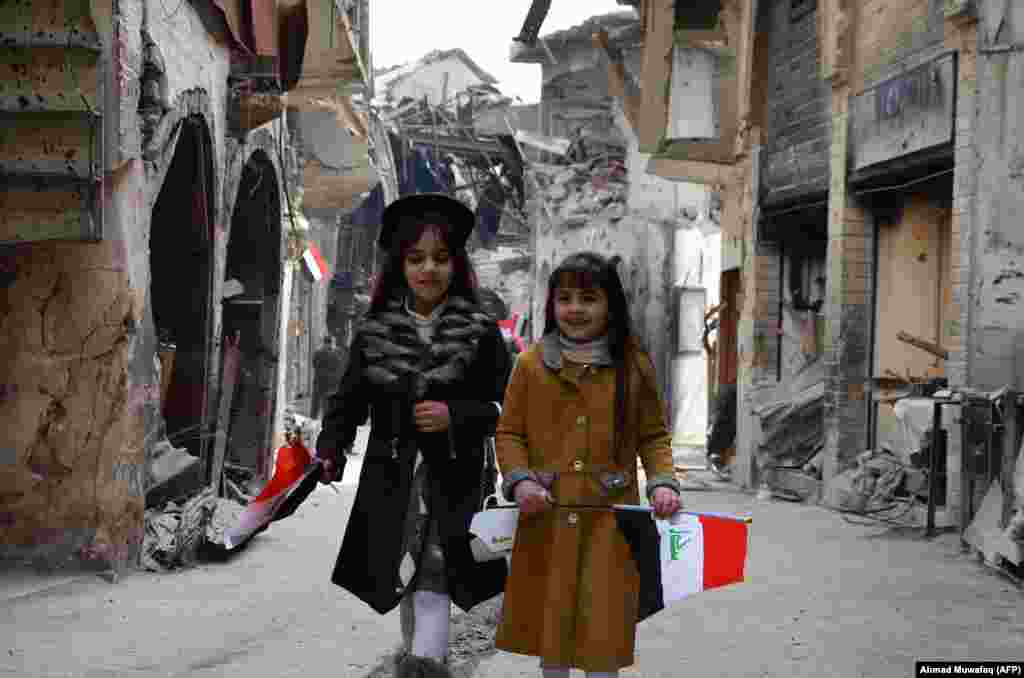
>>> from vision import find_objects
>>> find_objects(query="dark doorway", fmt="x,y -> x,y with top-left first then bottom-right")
150,116 -> 217,489
222,151 -> 283,481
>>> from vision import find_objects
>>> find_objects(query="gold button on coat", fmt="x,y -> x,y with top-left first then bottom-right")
573,460 -> 584,471
576,415 -> 587,426
567,512 -> 579,526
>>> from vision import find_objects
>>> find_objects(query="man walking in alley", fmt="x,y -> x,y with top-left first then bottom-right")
311,335 -> 345,420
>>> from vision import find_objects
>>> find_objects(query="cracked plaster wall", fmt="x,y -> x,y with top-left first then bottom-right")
0,0 -> 235,571
966,1 -> 1024,391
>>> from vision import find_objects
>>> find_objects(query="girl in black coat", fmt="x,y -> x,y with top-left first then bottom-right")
316,194 -> 512,678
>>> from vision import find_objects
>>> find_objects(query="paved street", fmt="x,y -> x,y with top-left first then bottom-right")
477,491 -> 1024,678
2,425 -> 1022,678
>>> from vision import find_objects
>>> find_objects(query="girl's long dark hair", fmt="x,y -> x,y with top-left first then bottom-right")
368,210 -> 479,314
543,252 -> 636,465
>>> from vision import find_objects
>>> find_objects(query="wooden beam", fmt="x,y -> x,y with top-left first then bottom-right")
896,330 -> 949,360
592,29 -> 641,131
724,0 -> 758,157
646,156 -> 737,186
637,0 -> 675,148
402,132 -> 505,156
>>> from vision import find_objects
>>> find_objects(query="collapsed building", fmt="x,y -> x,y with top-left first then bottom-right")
332,48 -> 531,344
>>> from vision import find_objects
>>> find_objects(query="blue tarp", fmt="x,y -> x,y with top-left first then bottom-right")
352,184 -> 385,227
401,145 -> 451,196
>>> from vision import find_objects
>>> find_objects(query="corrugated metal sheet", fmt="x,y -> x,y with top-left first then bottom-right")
0,0 -> 103,244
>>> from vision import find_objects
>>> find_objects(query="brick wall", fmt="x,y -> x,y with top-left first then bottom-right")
856,0 -> 946,91
751,241 -> 782,383
760,0 -> 832,207
822,87 -> 873,478
942,18 -> 978,391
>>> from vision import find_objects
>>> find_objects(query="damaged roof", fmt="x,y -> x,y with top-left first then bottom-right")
510,10 -> 641,63
375,48 -> 499,93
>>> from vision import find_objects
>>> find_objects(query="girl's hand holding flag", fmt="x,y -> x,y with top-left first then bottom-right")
650,486 -> 681,518
513,479 -> 553,515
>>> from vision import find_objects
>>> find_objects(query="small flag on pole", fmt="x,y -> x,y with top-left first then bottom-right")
469,503 -> 749,621
615,508 -> 749,621
222,438 -> 328,550
302,244 -> 328,282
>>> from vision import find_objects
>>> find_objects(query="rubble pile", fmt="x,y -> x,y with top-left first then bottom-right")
753,360 -> 827,498
531,157 -> 629,228
202,497 -> 247,551
756,381 -> 826,470
141,488 -> 218,572
825,449 -> 906,514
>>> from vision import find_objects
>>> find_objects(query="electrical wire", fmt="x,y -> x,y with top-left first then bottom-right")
759,166 -> 957,224
852,167 -> 956,198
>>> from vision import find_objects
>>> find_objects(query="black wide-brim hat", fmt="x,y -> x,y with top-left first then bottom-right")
378,193 -> 476,251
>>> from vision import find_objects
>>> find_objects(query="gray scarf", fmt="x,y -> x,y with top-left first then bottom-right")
557,332 -> 613,367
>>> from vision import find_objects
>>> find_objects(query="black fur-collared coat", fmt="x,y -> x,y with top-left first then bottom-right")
317,295 -> 512,615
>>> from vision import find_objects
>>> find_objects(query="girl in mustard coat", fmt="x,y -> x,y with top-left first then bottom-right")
494,252 -> 683,677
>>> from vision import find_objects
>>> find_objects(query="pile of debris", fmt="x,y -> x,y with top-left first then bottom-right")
825,449 -> 907,514
752,361 -> 827,501
530,157 -> 629,229
141,487 -> 220,572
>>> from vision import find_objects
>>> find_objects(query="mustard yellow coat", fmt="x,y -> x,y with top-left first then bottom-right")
493,336 -> 677,672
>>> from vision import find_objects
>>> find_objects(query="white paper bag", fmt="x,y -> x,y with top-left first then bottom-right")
469,508 -> 519,562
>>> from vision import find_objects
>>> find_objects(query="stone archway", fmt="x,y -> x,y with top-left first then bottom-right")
222,149 -> 283,481
147,114 -> 217,505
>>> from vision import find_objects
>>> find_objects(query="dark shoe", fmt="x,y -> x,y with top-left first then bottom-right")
395,653 -> 452,678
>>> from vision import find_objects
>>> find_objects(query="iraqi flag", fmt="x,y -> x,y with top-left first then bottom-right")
220,438 -> 330,551
470,504 -> 750,621
302,244 -> 328,283
614,507 -> 750,621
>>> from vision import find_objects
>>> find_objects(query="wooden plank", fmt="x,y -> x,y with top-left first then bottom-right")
897,330 -> 949,359
208,334 -> 242,496
0,47 -> 100,112
646,156 -> 736,186
0,187 -> 96,243
0,117 -> 94,169
874,195 -> 949,380
637,0 -> 674,148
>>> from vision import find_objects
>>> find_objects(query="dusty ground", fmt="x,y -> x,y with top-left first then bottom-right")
2,428 -> 1021,678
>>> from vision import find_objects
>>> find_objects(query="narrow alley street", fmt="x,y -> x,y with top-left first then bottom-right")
4,2 -> 1024,676
3,425 -> 1021,678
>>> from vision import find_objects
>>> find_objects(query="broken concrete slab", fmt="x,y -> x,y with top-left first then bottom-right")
144,440 -> 204,509
964,481 -> 1024,567
772,468 -> 822,502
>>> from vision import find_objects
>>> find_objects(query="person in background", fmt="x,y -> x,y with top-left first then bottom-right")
493,251 -> 682,678
311,335 -> 345,420
316,193 -> 512,678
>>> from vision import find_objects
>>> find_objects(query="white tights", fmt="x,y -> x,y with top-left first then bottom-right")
400,590 -> 451,662
542,666 -> 618,678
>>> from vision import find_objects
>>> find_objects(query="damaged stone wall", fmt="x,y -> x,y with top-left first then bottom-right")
0,240 -> 144,571
0,0 -> 236,572
965,1 -> 1024,392
613,95 -> 721,453
528,155 -> 674,406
